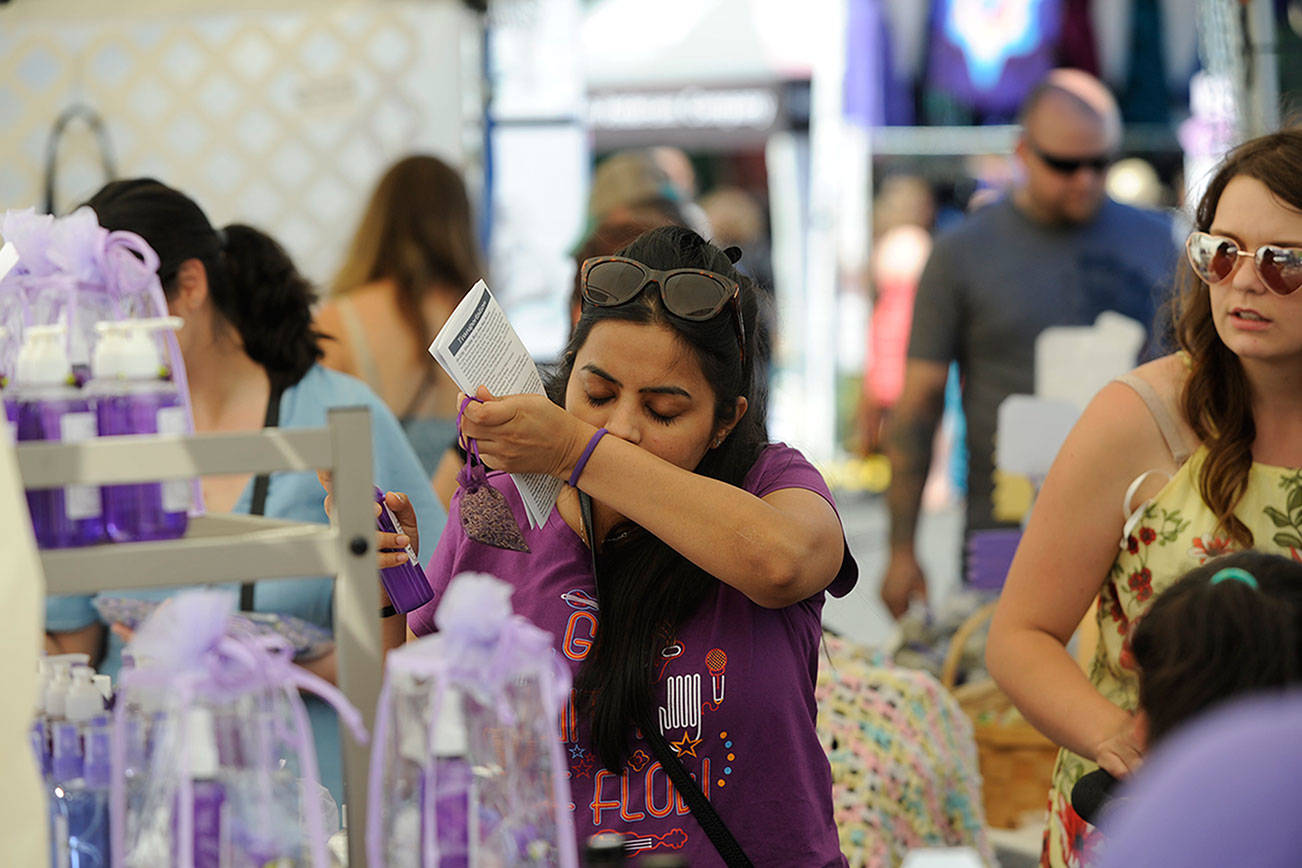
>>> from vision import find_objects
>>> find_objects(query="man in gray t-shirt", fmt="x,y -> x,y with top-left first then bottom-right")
880,69 -> 1178,618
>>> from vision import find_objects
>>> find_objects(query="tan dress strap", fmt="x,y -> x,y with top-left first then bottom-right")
1114,372 -> 1193,464
336,296 -> 383,394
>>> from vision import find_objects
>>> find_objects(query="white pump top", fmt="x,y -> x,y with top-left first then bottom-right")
92,316 -> 183,380
43,662 -> 73,719
185,707 -> 220,778
15,323 -> 72,386
433,687 -> 469,757
40,653 -> 91,717
64,663 -> 105,722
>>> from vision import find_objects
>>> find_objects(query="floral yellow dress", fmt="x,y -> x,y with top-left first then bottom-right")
1044,436 -> 1302,867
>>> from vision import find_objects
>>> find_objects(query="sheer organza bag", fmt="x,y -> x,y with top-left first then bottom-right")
368,573 -> 577,867
110,590 -> 367,867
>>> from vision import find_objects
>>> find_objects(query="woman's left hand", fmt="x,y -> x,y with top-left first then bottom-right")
459,386 -> 592,479
317,471 -> 420,568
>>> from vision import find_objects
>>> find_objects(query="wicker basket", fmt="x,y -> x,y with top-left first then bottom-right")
941,601 -> 1059,829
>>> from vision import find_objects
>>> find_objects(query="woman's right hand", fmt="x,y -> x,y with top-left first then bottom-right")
1093,713 -> 1147,778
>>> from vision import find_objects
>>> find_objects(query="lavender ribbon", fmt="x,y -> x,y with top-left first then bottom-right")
367,573 -> 576,868
110,592 -> 366,867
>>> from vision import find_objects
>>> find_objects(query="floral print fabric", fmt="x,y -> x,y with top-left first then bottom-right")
1044,448 -> 1302,866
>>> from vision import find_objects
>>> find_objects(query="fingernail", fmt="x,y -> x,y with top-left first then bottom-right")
396,534 -> 410,546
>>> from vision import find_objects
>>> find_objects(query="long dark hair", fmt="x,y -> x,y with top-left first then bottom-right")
552,225 -> 769,772
1133,551 -> 1302,746
1175,130 -> 1302,546
331,154 -> 483,350
86,178 -> 324,387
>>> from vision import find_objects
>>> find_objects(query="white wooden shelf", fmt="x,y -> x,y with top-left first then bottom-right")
17,406 -> 382,868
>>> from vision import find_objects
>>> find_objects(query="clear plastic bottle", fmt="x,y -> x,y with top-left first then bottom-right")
177,708 -> 228,868
48,720 -> 84,867
89,317 -> 189,542
51,718 -> 111,868
14,324 -> 104,547
425,687 -> 473,867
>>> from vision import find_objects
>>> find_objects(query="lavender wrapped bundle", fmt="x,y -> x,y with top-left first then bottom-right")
111,590 -> 367,868
368,573 -> 577,868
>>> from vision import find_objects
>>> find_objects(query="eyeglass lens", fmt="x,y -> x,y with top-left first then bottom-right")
584,259 -> 646,305
586,260 -> 732,320
662,273 -> 732,319
1034,147 -> 1110,174
1188,233 -> 1302,295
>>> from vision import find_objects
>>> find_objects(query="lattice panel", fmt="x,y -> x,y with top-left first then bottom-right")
0,1 -> 472,285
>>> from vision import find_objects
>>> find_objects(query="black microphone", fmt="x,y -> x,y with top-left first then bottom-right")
1071,768 -> 1124,825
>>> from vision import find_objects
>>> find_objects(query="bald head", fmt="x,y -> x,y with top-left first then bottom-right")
1015,69 -> 1122,225
1020,68 -> 1122,150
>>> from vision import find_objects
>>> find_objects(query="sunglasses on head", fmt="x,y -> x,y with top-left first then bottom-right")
580,255 -> 746,365
1186,231 -> 1302,296
1030,144 -> 1112,175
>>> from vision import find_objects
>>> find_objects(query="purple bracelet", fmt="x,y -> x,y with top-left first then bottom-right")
568,427 -> 608,488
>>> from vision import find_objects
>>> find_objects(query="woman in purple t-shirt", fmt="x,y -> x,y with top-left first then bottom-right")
402,226 -> 857,866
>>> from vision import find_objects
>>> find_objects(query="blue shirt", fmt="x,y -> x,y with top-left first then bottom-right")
44,364 -> 447,807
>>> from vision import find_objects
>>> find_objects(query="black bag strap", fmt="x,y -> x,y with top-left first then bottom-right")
643,720 -> 753,868
577,492 -> 753,868
241,379 -> 284,611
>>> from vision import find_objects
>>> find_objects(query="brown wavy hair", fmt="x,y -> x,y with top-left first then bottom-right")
1176,129 -> 1302,546
330,154 -> 483,348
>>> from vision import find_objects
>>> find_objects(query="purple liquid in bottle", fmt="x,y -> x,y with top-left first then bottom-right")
96,386 -> 189,542
376,486 -> 434,612
422,759 -> 473,867
17,391 -> 105,548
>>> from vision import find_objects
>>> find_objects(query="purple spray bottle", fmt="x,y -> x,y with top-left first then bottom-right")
376,486 -> 435,612
14,323 -> 105,547
90,316 -> 190,542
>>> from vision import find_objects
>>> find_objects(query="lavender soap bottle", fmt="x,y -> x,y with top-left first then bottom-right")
14,324 -> 104,547
89,317 -> 190,542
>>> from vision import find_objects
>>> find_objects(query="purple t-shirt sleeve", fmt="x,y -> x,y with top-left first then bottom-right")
742,443 -> 858,599
407,492 -> 466,636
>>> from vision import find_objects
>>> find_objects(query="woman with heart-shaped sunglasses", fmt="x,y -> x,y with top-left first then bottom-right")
988,128 -> 1302,867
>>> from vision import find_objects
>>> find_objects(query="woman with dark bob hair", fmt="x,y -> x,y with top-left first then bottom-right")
987,128 -> 1302,866
397,225 -> 857,865
42,178 -> 446,807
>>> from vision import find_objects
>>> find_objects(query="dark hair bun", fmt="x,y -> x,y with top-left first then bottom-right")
220,224 -> 324,383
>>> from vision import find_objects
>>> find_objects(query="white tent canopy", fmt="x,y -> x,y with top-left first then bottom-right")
582,0 -> 835,88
